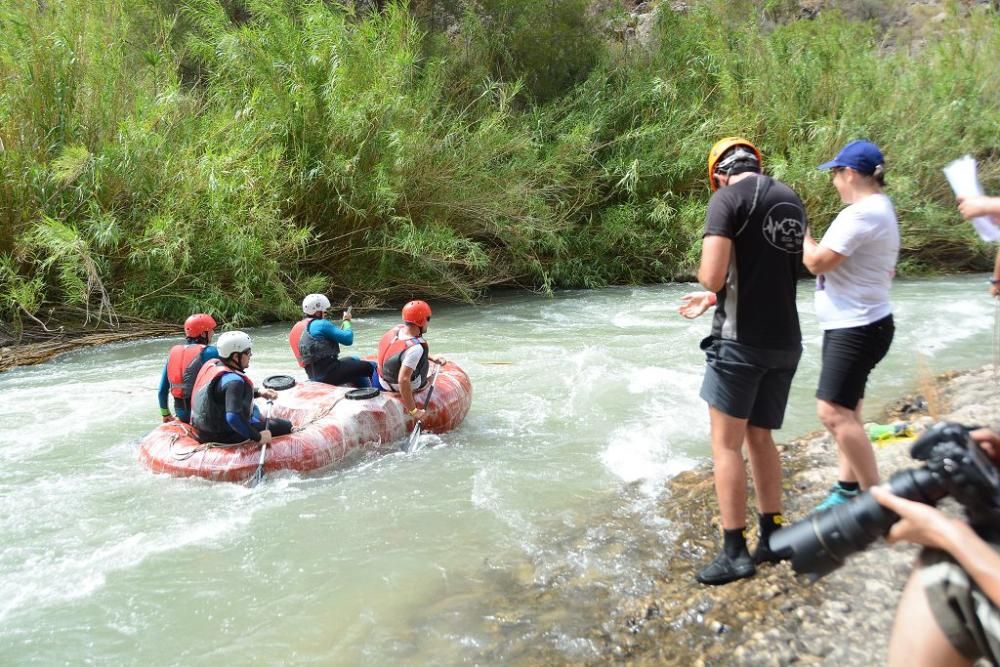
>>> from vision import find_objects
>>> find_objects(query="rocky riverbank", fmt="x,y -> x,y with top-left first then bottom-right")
441,365 -> 998,665
607,366 -> 999,665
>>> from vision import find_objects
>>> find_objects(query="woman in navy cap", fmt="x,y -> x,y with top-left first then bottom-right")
802,139 -> 900,511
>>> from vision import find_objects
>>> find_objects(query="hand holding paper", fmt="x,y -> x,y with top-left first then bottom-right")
943,155 -> 1000,242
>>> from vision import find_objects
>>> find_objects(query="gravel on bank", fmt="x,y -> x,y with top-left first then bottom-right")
613,364 -> 1000,666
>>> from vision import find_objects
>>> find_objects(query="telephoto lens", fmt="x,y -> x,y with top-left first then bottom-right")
769,466 -> 948,579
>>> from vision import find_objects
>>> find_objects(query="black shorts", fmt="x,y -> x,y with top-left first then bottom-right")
816,314 -> 894,410
921,539 -> 1000,664
699,337 -> 801,429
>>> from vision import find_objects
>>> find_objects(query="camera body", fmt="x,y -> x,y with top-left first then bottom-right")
771,422 -> 1000,579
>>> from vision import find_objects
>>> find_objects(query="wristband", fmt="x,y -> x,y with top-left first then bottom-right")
342,320 -> 352,330
707,292 -> 717,306
409,408 -> 419,416
990,278 -> 1000,286
160,407 -> 171,417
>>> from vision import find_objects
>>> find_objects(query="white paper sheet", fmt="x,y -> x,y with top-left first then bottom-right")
943,155 -> 1000,242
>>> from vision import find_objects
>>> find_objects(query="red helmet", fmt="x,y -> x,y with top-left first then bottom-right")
184,313 -> 217,339
401,300 -> 431,328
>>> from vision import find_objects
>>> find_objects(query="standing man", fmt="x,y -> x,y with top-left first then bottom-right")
678,137 -> 806,585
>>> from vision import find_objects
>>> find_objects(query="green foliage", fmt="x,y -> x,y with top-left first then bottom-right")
1,0 -> 999,330
453,0 -> 606,104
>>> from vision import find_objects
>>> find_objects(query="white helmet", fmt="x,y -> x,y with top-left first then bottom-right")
302,293 -> 331,316
217,330 -> 252,359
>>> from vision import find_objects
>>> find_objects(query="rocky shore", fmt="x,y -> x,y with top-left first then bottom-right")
613,365 -> 999,665
448,366 -> 998,665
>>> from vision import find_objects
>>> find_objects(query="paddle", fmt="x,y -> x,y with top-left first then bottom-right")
246,399 -> 274,488
403,364 -> 442,454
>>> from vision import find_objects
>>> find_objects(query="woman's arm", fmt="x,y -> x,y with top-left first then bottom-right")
802,228 -> 847,274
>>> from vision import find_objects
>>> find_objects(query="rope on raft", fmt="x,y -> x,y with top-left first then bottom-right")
170,428 -> 250,461
168,395 -> 351,459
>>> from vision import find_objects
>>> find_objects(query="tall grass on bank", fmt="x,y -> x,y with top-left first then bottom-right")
1,0 -> 999,333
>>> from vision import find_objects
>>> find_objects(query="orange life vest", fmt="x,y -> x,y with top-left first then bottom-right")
166,343 -> 206,399
377,324 -> 429,387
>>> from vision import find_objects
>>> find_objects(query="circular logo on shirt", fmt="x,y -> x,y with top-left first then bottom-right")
761,202 -> 805,253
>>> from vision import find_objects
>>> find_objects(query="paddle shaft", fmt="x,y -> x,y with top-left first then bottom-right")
247,400 -> 273,487
404,364 -> 442,452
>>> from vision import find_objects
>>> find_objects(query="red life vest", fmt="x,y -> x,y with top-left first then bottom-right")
377,324 -> 429,387
288,320 -> 308,368
190,359 -> 254,436
166,343 -> 206,399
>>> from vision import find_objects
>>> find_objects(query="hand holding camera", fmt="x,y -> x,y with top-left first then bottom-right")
771,422 -> 1000,580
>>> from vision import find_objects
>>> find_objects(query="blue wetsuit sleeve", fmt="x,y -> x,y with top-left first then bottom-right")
312,319 -> 353,346
220,373 -> 259,441
157,364 -> 170,413
225,412 -> 255,440
201,346 -> 221,362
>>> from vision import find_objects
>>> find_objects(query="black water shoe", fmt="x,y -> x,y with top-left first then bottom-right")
752,541 -> 790,565
695,549 -> 755,585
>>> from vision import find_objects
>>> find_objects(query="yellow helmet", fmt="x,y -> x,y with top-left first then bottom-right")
707,137 -> 763,191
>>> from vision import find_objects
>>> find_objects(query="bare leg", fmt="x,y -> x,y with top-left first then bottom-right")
888,568 -> 971,667
708,405 -> 750,529
745,425 -> 782,514
817,398 -> 879,489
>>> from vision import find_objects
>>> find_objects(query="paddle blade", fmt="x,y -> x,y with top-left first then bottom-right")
404,422 -> 423,453
246,444 -> 267,488
246,466 -> 264,488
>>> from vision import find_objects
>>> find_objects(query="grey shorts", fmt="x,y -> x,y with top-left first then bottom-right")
921,542 -> 1000,664
699,336 -> 801,429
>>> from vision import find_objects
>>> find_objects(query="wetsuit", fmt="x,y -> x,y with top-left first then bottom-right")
190,360 -> 292,444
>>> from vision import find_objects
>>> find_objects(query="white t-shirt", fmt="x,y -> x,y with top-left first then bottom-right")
814,193 -> 900,330
376,331 -> 425,391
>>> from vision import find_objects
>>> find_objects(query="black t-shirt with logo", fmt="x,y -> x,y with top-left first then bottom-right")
704,175 -> 805,350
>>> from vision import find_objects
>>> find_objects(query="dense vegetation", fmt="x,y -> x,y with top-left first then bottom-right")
2,0 -> 999,331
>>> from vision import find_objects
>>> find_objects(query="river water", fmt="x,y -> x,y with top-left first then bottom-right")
0,276 -> 995,665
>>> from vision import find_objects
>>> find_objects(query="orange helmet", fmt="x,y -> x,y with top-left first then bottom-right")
707,137 -> 763,191
184,313 -> 217,339
402,300 -> 432,328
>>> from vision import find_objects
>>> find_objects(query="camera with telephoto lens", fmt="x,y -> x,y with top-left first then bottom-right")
770,421 -> 1000,580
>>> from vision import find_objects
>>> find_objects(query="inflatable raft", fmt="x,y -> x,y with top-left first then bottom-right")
137,362 -> 472,482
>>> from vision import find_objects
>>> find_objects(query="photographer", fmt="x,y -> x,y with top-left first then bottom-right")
872,428 -> 1000,666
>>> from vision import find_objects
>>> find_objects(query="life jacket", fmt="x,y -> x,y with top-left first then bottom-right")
288,318 -> 339,369
377,324 -> 429,388
190,359 -> 254,436
166,343 -> 206,399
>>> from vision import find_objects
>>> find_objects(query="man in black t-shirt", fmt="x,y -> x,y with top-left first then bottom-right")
678,138 -> 806,585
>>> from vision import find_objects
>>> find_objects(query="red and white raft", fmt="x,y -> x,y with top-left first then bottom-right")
137,362 -> 472,482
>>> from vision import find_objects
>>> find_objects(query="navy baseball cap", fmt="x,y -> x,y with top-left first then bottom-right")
817,140 -> 884,175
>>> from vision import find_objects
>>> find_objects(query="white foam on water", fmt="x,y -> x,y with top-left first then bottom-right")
0,506 -> 252,625
469,466 -> 539,553
601,419 -> 700,495
895,299 -> 994,356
